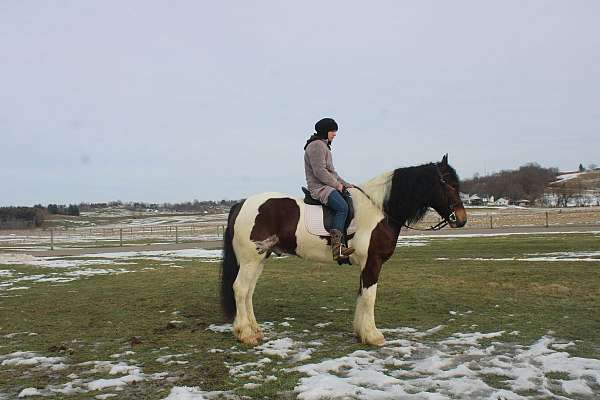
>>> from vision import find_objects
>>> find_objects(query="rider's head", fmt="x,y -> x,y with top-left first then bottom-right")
315,118 -> 338,141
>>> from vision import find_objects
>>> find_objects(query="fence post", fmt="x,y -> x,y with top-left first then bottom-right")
489,215 -> 493,229
120,228 -> 123,247
50,229 -> 54,251
545,211 -> 549,228
175,226 -> 179,244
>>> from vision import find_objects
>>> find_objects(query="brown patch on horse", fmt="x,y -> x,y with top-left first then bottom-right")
250,198 -> 300,255
360,220 -> 398,290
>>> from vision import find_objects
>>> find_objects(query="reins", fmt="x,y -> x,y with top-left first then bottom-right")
352,185 -> 450,232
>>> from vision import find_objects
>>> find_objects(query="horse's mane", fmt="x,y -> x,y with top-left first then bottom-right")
361,162 -> 459,226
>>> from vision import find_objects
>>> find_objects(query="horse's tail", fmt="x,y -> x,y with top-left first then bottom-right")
221,200 -> 245,321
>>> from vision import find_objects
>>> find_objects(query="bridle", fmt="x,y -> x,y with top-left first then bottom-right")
354,165 -> 459,232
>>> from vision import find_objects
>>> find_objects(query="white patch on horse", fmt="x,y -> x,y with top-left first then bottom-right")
253,234 -> 280,255
358,170 -> 394,210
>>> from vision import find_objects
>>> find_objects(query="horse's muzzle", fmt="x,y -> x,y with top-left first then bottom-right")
449,207 -> 467,228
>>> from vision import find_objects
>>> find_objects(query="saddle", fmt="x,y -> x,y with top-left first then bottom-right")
301,187 -> 355,236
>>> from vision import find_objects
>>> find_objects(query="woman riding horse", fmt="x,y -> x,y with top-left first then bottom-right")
304,118 -> 355,261
221,152 -> 467,346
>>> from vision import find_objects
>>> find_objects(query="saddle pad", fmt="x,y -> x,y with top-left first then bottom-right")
304,204 -> 357,236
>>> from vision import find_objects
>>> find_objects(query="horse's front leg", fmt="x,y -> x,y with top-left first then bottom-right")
354,257 -> 385,346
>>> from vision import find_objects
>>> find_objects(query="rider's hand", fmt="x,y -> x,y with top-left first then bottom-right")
345,183 -> 355,189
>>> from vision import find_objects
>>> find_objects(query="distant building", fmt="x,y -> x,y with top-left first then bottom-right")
469,195 -> 483,206
460,193 -> 470,205
495,197 -> 509,206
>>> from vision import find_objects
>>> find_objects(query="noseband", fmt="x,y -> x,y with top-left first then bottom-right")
436,167 -> 459,226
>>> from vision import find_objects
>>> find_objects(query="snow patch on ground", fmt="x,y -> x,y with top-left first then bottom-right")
553,172 -> 585,183
396,237 -> 430,247
71,248 -> 223,261
0,254 -> 127,268
163,386 -> 227,400
256,338 -> 305,358
0,268 -> 131,293
409,230 -> 600,239
291,329 -> 600,399
457,250 -> 600,263
156,354 -> 190,365
0,247 -> 221,293
206,323 -> 232,333
0,351 -> 65,370
1,353 -> 170,397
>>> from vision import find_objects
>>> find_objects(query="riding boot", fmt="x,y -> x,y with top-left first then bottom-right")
330,229 -> 355,261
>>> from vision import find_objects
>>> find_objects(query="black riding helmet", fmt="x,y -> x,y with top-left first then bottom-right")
304,118 -> 338,150
315,118 -> 338,138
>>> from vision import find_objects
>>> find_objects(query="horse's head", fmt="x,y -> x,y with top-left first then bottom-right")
429,154 -> 467,228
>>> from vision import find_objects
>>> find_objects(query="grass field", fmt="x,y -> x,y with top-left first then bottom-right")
1,233 -> 599,399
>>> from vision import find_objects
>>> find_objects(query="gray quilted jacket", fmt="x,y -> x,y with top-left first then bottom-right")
304,139 -> 350,204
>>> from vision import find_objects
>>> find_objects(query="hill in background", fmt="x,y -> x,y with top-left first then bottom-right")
460,163 -> 559,202
544,170 -> 600,207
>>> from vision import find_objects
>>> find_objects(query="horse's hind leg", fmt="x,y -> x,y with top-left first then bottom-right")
246,261 -> 265,341
233,261 -> 263,345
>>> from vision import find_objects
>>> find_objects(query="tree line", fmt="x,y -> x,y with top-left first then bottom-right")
46,204 -> 80,216
79,199 -> 239,213
0,199 -> 240,230
460,163 -> 559,202
0,206 -> 46,229
0,204 -> 80,229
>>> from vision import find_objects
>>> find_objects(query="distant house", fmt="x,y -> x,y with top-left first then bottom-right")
469,195 -> 483,206
495,197 -> 509,206
460,193 -> 470,205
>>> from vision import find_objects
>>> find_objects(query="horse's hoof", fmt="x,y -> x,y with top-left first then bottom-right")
360,330 -> 385,346
369,335 -> 385,346
240,332 -> 261,346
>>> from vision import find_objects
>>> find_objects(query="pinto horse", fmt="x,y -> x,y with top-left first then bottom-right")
220,155 -> 467,346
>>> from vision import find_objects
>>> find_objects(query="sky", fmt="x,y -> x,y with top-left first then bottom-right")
1,1 -> 599,206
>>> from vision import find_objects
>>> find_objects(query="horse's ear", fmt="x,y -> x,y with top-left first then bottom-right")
441,154 -> 448,167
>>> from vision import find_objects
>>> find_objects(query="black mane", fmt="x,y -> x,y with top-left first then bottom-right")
384,162 -> 459,227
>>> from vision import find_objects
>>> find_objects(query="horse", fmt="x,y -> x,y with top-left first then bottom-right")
220,154 -> 467,346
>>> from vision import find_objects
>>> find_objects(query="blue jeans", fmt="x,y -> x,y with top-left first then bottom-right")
327,190 -> 348,232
